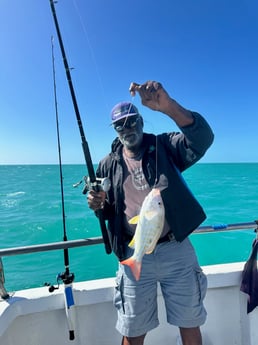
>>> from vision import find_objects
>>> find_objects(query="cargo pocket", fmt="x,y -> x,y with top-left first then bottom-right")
194,267 -> 207,303
114,270 -> 125,314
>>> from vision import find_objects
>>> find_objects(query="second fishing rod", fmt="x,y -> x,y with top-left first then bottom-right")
49,0 -> 111,255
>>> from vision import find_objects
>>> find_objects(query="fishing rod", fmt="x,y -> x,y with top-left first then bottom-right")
47,36 -> 76,341
49,0 -> 111,255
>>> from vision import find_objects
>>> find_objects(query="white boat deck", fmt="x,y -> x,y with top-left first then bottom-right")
0,262 -> 257,345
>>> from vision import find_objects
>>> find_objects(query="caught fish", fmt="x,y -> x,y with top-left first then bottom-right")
121,188 -> 165,280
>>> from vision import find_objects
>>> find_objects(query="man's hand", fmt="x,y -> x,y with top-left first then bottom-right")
129,80 -> 193,127
129,80 -> 171,112
87,190 -> 106,211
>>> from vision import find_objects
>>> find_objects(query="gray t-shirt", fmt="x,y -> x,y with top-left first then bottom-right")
122,150 -> 170,238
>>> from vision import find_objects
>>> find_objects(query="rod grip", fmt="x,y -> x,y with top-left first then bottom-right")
97,210 -> 112,254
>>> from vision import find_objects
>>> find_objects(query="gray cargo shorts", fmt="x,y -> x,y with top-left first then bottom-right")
114,237 -> 207,337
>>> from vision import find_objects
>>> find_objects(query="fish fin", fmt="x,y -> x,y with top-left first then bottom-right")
121,257 -> 142,281
128,215 -> 140,225
128,237 -> 135,248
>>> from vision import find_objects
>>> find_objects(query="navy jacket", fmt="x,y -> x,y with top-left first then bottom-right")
96,112 -> 214,260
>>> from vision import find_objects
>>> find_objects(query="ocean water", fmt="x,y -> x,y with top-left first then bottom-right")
0,163 -> 258,292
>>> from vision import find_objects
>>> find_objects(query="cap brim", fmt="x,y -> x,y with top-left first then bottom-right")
111,112 -> 139,124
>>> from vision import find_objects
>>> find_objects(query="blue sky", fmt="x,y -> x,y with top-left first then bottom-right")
1,0 -> 258,164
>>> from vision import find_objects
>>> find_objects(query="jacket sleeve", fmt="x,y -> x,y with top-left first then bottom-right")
163,112 -> 214,171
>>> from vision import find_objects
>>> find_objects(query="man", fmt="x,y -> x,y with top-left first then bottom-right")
87,80 -> 214,345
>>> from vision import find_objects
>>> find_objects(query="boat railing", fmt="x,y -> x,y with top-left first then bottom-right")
0,221 -> 257,300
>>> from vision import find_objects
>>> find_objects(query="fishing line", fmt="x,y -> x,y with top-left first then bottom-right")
154,135 -> 158,187
73,0 -> 140,126
72,0 -> 109,114
129,88 -> 159,186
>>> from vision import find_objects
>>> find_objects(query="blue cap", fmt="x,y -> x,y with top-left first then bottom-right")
111,102 -> 139,123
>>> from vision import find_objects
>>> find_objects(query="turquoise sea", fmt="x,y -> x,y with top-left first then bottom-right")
0,163 -> 258,292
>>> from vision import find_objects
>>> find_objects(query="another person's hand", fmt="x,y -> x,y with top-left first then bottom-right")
87,190 -> 106,211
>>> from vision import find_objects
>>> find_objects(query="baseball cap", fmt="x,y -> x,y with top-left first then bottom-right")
111,102 -> 139,123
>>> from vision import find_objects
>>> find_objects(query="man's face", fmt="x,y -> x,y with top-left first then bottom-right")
113,116 -> 143,150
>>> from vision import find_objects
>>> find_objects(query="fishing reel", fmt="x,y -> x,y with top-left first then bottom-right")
45,271 -> 75,293
73,176 -> 111,195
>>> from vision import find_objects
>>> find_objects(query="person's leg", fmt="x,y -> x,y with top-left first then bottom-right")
114,248 -> 159,339
179,327 -> 202,345
157,239 -> 207,341
121,334 -> 146,345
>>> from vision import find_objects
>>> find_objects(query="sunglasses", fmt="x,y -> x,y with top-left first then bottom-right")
113,116 -> 141,132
